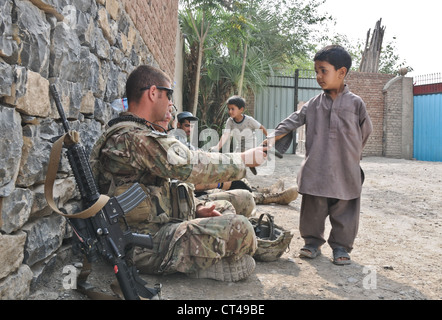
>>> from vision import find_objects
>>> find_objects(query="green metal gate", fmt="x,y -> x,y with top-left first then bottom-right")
254,70 -> 322,154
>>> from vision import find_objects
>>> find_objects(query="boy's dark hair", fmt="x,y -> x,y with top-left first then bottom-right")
314,45 -> 352,74
227,95 -> 246,109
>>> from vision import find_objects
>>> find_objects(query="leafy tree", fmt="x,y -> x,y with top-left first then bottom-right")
378,37 -> 413,75
179,0 -> 332,129
179,1 -> 228,115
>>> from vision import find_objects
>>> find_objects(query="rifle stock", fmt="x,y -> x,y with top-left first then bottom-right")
49,84 -> 159,300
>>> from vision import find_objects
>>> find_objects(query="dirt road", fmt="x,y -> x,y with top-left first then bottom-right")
29,155 -> 441,301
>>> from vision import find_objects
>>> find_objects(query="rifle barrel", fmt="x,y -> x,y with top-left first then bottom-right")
49,84 -> 70,132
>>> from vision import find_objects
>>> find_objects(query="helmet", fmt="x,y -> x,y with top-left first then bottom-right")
177,111 -> 198,123
249,213 -> 294,262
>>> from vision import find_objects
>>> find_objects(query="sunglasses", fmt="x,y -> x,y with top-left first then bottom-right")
140,85 -> 174,101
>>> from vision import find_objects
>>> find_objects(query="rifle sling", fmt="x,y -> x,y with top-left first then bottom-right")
44,131 -> 109,219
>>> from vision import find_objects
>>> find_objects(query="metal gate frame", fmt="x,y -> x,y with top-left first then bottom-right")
254,69 -> 322,154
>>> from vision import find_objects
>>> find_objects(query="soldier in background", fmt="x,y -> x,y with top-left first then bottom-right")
176,111 -> 198,150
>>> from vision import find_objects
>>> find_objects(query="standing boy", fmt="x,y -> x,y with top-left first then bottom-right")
268,45 -> 373,265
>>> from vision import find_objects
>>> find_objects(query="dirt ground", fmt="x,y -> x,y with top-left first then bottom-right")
28,155 -> 441,301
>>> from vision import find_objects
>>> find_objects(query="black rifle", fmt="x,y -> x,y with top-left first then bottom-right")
49,84 -> 159,300
250,143 -> 283,175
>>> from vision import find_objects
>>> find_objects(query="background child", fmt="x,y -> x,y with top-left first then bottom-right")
268,45 -> 373,265
212,95 -> 267,153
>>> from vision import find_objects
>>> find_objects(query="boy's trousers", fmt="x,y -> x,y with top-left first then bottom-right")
299,194 -> 361,253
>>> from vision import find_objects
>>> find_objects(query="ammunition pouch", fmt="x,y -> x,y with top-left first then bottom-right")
90,119 -> 196,226
170,180 -> 195,221
113,180 -> 195,225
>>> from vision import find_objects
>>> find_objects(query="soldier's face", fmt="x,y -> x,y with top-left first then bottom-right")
178,119 -> 193,136
153,82 -> 174,123
153,106 -> 172,132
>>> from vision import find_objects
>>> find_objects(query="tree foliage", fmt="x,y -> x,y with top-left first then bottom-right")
328,33 -> 413,75
179,0 -> 332,129
178,0 -> 411,134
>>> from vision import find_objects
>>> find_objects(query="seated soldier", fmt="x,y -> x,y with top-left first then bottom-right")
90,65 -> 268,281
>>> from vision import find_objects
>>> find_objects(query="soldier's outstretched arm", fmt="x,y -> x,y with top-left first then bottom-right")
240,146 -> 268,167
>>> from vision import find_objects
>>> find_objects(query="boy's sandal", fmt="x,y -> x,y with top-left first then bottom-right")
332,247 -> 351,265
299,245 -> 321,259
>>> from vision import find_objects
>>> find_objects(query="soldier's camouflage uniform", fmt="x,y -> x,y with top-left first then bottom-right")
89,114 -> 257,275
198,189 -> 256,218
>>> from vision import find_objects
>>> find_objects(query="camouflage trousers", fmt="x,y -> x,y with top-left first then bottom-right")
198,189 -> 256,218
133,190 -> 257,275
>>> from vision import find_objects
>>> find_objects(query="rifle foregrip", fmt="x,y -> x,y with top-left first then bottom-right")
66,144 -> 100,204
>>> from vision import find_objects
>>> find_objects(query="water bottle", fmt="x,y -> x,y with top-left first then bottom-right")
111,98 -> 128,112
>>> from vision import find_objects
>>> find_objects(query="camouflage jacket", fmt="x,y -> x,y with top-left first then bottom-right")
89,113 -> 246,233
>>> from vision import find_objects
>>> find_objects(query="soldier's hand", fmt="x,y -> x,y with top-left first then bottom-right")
241,146 -> 268,167
196,204 -> 222,218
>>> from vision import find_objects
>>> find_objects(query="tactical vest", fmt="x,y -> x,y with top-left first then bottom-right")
89,118 -> 196,228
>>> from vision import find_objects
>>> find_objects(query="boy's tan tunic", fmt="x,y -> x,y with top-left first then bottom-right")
272,85 -> 373,200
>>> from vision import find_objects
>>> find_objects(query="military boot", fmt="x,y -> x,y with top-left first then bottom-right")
187,254 -> 256,282
254,186 -> 298,205
254,179 -> 284,194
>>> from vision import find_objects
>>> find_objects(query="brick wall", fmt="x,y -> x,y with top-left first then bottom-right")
122,0 -> 178,79
346,72 -> 395,156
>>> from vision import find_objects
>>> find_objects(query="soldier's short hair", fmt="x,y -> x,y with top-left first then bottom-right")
126,65 -> 171,104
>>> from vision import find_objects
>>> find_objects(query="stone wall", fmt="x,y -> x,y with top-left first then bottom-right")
0,0 -> 178,299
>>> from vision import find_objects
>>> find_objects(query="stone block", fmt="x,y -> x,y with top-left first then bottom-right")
22,214 -> 66,267
0,232 -> 27,280
0,265 -> 33,300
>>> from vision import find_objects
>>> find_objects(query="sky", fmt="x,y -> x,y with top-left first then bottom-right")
317,0 -> 441,78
